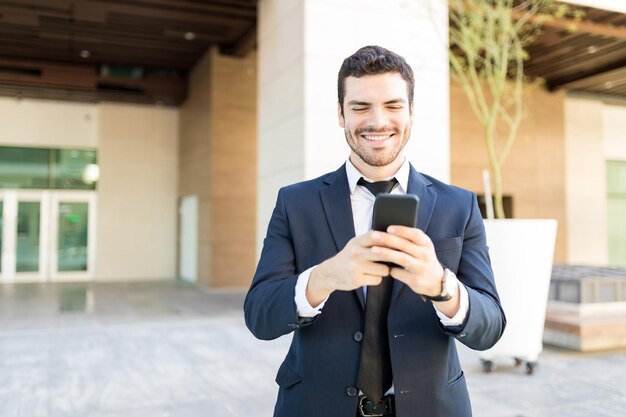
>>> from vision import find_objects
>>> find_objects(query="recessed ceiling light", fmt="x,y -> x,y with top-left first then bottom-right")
184,32 -> 196,41
80,50 -> 91,58
587,46 -> 597,54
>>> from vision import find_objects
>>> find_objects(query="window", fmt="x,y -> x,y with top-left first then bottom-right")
607,160 -> 626,267
0,146 -> 98,190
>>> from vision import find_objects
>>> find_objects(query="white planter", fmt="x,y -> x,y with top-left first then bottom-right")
479,219 -> 558,366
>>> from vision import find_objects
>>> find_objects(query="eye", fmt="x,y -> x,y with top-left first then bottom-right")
387,105 -> 403,110
352,107 -> 367,111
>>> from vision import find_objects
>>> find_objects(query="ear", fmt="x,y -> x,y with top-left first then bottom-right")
409,102 -> 414,125
338,102 -> 345,128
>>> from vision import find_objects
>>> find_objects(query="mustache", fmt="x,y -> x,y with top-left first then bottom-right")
355,126 -> 398,135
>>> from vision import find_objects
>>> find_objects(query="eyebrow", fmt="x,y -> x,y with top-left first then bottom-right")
347,98 -> 407,106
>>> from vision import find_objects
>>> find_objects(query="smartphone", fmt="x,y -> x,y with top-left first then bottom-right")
372,194 -> 420,268
372,193 -> 419,232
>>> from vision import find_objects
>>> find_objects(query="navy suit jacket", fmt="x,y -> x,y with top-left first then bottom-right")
244,164 -> 506,417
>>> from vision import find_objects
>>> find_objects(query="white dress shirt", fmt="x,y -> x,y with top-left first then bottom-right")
294,158 -> 469,326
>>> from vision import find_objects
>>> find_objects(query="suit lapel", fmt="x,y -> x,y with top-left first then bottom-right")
319,165 -> 365,308
391,164 -> 438,304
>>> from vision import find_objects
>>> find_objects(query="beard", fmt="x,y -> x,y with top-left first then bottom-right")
345,125 -> 410,167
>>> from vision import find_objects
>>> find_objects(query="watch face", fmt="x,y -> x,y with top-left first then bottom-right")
421,269 -> 455,302
443,270 -> 454,294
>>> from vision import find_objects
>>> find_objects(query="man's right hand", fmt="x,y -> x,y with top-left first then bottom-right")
306,231 -> 391,307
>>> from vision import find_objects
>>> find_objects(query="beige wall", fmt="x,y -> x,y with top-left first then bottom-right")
603,103 -> 626,160
563,97 -> 626,265
0,97 -> 97,148
97,103 -> 179,280
450,82 -> 568,263
179,48 -> 257,288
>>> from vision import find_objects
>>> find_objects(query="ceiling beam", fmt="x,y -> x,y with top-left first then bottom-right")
547,57 -> 626,90
0,56 -> 187,104
513,10 -> 626,41
222,24 -> 256,57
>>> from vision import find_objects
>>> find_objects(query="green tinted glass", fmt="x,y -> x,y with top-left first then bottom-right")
607,161 -> 626,267
54,149 -> 98,190
58,202 -> 88,272
0,147 -> 50,189
0,146 -> 97,190
16,201 -> 40,273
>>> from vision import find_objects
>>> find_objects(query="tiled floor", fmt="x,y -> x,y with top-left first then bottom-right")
1,281 -> 624,417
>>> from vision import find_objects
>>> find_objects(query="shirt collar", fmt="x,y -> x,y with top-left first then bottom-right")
345,157 -> 410,195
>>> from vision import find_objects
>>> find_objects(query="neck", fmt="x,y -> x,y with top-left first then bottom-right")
350,153 -> 405,181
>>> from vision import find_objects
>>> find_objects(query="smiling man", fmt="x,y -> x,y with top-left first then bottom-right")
244,45 -> 506,417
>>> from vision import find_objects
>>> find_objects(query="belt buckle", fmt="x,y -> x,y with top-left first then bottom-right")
358,396 -> 384,417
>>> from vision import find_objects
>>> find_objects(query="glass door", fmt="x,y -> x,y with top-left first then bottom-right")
50,192 -> 96,281
0,191 -> 48,282
0,190 -> 95,283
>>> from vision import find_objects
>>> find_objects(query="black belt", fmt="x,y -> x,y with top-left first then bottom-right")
357,394 -> 395,416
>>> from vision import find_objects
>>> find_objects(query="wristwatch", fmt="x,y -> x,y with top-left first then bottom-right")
421,267 -> 456,302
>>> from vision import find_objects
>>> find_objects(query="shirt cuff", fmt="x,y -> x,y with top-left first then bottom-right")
433,271 -> 469,326
294,266 -> 329,317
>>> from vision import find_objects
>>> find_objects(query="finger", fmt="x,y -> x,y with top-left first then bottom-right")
387,225 -> 433,249
363,261 -> 390,278
372,246 -> 419,271
369,232 -> 421,259
359,274 -> 384,287
354,230 -> 386,249
389,267 -> 420,283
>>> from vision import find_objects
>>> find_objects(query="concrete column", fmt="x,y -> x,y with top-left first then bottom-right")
180,48 -> 257,287
564,97 -> 608,265
257,0 -> 450,252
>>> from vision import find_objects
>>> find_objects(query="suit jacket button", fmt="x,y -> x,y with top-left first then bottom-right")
346,386 -> 358,397
353,331 -> 363,342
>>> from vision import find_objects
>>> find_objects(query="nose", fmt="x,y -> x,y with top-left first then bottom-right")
368,107 -> 389,128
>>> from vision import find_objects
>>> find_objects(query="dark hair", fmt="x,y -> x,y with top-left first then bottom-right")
337,45 -> 414,115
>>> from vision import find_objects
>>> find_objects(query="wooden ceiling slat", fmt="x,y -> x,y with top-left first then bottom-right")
558,66 -> 626,89
0,56 -> 186,104
222,24 -> 256,57
78,0 -> 254,26
123,0 -> 256,19
538,46 -> 626,80
513,9 -> 626,40
547,58 -> 626,90
525,36 -> 616,70
35,18 -> 218,53
531,34 -> 605,56
526,42 -> 626,78
0,40 -> 199,70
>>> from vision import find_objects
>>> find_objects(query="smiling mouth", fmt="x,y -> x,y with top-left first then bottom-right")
361,133 -> 393,141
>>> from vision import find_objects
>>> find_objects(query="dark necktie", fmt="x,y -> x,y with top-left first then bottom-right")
357,177 -> 397,404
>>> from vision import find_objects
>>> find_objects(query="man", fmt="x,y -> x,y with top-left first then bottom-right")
244,45 -> 505,417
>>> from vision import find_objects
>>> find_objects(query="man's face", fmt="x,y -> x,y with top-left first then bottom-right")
339,72 -> 413,168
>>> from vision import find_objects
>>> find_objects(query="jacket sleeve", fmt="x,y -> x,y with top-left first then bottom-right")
439,193 -> 507,350
244,188 -> 319,341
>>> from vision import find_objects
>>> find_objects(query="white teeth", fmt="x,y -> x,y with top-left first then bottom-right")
363,135 -> 391,141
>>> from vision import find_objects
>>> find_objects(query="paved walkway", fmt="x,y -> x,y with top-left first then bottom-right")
1,281 -> 624,417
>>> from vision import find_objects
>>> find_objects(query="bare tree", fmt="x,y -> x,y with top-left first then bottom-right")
449,0 -> 582,218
